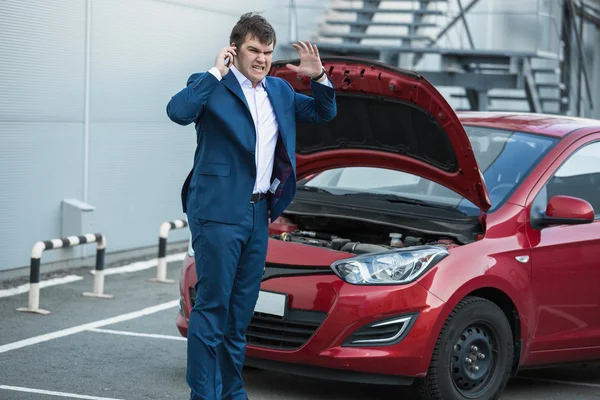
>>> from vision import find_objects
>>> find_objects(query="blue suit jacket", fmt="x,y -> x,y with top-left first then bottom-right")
166,69 -> 337,224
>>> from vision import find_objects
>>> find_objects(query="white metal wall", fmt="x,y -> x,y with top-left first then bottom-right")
0,0 -> 87,267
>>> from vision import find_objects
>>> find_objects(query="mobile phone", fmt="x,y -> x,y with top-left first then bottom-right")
225,42 -> 235,67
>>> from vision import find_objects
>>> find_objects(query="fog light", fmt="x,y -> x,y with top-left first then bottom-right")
343,313 -> 418,346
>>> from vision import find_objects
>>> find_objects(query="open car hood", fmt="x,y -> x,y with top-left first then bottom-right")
269,57 -> 491,212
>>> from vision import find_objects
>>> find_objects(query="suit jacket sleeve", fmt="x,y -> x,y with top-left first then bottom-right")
166,72 -> 219,126
292,78 -> 337,124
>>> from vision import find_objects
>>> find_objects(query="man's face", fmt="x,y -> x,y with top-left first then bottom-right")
234,34 -> 274,85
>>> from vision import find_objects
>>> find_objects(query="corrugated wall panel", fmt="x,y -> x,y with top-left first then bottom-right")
0,124 -> 84,269
88,123 -> 193,251
90,0 -> 240,122
0,0 -> 85,122
0,0 -> 86,271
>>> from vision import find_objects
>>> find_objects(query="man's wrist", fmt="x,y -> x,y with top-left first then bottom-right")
311,67 -> 326,82
208,67 -> 223,81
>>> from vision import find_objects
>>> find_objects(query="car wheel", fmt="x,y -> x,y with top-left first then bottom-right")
417,296 -> 514,400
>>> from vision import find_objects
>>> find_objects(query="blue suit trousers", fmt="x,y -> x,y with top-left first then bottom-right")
186,199 -> 268,400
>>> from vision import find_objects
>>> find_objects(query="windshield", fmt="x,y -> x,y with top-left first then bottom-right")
298,125 -> 558,216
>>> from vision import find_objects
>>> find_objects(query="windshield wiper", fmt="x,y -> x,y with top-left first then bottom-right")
296,186 -> 335,195
342,192 -> 467,215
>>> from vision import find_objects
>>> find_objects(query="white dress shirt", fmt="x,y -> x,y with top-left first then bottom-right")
208,64 -> 331,194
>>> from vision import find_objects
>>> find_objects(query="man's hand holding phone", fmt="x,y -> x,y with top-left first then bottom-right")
214,43 -> 237,77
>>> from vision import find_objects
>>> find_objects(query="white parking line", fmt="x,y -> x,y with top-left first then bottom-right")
0,300 -> 179,354
88,328 -> 186,341
516,376 -> 600,388
0,384 -> 126,399
90,253 -> 186,276
0,275 -> 83,298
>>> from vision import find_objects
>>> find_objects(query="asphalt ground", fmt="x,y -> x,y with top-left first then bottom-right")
1,257 -> 600,400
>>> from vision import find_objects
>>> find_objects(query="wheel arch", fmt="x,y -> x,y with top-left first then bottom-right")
423,278 -> 530,377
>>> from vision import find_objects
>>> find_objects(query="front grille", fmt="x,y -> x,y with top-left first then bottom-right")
189,287 -> 326,350
262,262 -> 333,281
247,309 -> 326,350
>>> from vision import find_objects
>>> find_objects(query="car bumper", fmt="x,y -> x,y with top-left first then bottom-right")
179,271 -> 445,380
245,356 -> 415,386
176,312 -> 188,338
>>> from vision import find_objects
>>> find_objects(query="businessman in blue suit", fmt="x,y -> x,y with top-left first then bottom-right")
166,13 -> 336,400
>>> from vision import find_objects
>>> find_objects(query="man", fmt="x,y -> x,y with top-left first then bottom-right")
166,12 -> 336,400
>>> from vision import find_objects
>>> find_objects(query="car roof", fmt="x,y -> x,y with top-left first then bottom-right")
457,111 -> 600,138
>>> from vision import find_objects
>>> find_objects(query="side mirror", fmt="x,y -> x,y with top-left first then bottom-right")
537,195 -> 595,227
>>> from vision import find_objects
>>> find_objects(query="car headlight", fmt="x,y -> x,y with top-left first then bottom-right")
330,245 -> 449,285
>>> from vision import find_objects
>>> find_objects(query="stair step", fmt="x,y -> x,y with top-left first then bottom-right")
466,66 -> 510,71
532,67 -> 560,74
451,94 -> 560,102
320,32 -> 432,41
536,82 -> 566,90
325,20 -> 438,27
331,7 -> 445,15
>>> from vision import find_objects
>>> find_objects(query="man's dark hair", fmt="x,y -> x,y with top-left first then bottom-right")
230,12 -> 276,48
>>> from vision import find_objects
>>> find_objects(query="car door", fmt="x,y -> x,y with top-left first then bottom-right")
526,135 -> 600,354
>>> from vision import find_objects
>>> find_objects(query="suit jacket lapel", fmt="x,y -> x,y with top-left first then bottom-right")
222,71 -> 251,117
264,77 -> 290,150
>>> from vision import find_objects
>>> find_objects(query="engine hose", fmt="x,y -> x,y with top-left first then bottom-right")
340,242 -> 391,255
296,230 -> 335,241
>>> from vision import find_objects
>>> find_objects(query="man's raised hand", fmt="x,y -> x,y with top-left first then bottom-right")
286,40 -> 324,81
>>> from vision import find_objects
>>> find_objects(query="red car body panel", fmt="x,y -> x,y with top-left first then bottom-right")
523,133 -> 600,354
266,239 -> 354,266
246,275 -> 445,378
177,57 -> 600,383
416,202 -> 538,364
456,112 -> 600,138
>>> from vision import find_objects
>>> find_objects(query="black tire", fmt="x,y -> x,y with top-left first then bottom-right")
416,296 -> 514,400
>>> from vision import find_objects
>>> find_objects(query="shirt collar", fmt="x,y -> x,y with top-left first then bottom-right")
230,64 -> 266,89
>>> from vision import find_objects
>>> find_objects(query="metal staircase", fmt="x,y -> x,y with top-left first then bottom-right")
295,0 -> 594,116
319,0 -> 446,62
447,55 -> 565,114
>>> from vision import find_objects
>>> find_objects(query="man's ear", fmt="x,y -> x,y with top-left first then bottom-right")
230,42 -> 238,67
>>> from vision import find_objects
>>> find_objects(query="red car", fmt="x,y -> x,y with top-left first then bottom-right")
176,58 -> 600,400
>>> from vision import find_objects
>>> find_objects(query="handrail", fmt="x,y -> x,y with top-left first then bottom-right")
289,0 -> 298,43
576,0 -> 600,27
413,0 -> 480,66
426,0 -> 480,48
457,0 -> 475,49
567,0 -> 594,109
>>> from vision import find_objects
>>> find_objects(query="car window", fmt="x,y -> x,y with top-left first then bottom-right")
301,126 -> 557,216
546,141 -> 600,218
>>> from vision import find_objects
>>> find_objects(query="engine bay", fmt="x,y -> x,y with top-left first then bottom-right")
269,214 -> 459,255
